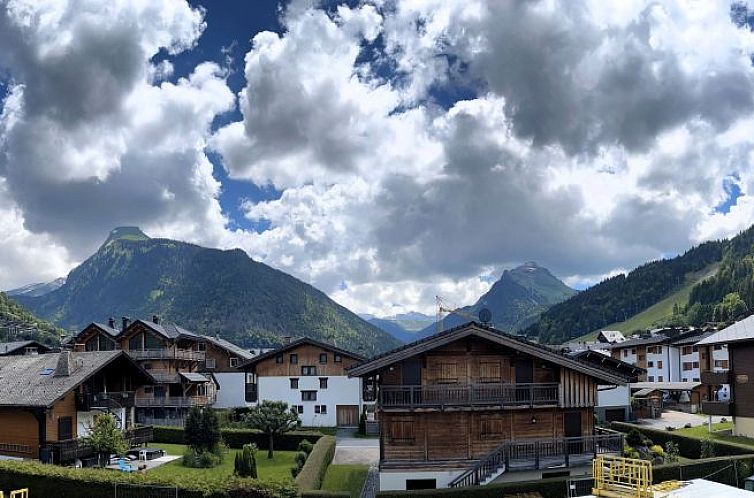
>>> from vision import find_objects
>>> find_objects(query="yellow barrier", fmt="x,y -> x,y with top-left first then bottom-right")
592,455 -> 653,498
7,490 -> 28,498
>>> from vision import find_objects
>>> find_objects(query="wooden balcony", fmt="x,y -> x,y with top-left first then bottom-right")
701,401 -> 733,416
45,426 -> 153,463
134,395 -> 213,407
701,370 -> 731,385
127,349 -> 205,362
379,383 -> 559,410
76,391 -> 135,411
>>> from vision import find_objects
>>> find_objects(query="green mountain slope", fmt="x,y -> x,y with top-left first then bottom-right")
17,228 -> 401,355
525,240 -> 725,344
572,262 -> 721,342
418,262 -> 577,339
0,292 -> 62,344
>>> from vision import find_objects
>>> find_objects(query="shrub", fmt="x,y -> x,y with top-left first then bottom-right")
700,438 -> 716,458
650,445 -> 665,457
295,436 -> 336,492
152,426 -> 322,450
183,447 -> 221,469
664,441 -> 679,463
234,444 -> 258,478
626,428 -> 645,447
298,439 -> 314,456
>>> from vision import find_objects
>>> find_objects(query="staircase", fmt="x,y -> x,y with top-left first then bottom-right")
448,442 -> 508,488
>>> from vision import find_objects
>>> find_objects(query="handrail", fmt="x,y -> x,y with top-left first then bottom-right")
448,433 -> 624,488
379,382 -> 560,408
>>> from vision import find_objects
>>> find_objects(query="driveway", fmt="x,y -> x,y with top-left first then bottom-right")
635,409 -> 726,430
332,428 -> 379,465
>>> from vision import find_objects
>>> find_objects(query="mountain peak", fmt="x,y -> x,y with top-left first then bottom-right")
104,227 -> 150,246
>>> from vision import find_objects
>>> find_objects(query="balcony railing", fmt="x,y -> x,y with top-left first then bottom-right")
701,370 -> 731,385
379,383 -> 559,409
127,349 -> 205,361
701,401 -> 733,416
447,433 -> 624,488
134,395 -> 213,407
76,391 -> 135,411
45,426 -> 153,463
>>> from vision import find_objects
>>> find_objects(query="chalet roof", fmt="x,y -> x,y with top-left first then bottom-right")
630,381 -> 702,391
0,351 -> 152,407
237,337 -> 365,369
567,350 -> 645,382
597,330 -> 626,343
697,314 -> 754,346
0,340 -> 51,356
200,335 -> 254,360
633,388 -> 660,397
348,322 -> 628,385
133,319 -> 199,340
90,322 -> 121,337
604,334 -> 669,349
179,372 -> 211,383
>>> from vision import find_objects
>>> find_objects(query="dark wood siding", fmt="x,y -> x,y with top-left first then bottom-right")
732,343 -> 754,417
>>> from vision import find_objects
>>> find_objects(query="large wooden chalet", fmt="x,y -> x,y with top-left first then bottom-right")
348,322 -> 627,491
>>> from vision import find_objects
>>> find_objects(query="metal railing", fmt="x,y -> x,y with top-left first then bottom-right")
134,395 -> 213,407
448,433 -> 624,488
76,391 -> 136,410
127,349 -> 205,361
379,382 -> 560,409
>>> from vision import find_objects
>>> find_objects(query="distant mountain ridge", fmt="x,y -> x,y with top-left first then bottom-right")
15,227 -> 401,355
414,262 -> 577,340
0,292 -> 62,344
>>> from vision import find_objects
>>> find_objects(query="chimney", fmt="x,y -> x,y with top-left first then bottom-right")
122,316 -> 130,331
108,317 -> 115,329
152,315 -> 160,325
54,351 -> 73,377
283,336 -> 292,344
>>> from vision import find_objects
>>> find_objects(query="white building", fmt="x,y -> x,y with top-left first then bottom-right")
239,338 -> 371,427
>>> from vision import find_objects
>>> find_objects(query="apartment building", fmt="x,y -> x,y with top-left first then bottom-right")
348,322 -> 627,491
240,338 -> 369,427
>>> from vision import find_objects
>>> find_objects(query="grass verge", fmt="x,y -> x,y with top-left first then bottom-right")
321,464 -> 369,498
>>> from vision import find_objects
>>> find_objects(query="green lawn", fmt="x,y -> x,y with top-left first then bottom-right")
321,464 -> 369,498
671,422 -> 754,448
147,443 -> 295,481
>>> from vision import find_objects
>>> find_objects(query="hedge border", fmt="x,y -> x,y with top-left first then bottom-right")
295,436 -> 337,493
376,476 -> 573,498
300,492 -> 350,498
611,422 -> 754,458
153,426 -> 323,450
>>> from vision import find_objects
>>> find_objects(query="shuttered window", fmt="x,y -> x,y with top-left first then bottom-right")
478,361 -> 501,383
479,417 -> 504,437
388,420 -> 415,445
435,362 -> 458,384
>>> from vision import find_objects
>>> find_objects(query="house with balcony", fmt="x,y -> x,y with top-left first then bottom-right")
347,322 -> 627,491
199,335 -> 255,408
239,338 -> 370,427
0,350 -> 154,463
73,317 -> 219,426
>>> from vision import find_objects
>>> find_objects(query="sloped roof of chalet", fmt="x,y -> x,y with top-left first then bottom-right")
71,322 -> 121,342
134,319 -> 199,340
347,322 -> 628,385
200,335 -> 254,360
598,330 -> 626,343
0,340 -> 51,355
237,337 -> 365,369
697,314 -> 754,346
671,331 -> 715,346
0,351 -> 153,407
630,381 -> 702,391
180,372 -> 211,383
604,334 -> 669,349
567,349 -> 645,381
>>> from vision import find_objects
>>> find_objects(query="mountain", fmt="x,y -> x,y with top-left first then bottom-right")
367,318 -> 419,343
0,292 -> 62,344
7,277 -> 66,298
365,311 -> 435,343
417,262 -> 578,339
15,227 -> 401,355
524,240 -> 725,344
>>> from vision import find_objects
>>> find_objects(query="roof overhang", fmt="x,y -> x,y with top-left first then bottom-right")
348,323 -> 627,385
237,337 -> 365,370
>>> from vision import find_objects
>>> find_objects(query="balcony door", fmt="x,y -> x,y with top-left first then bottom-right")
402,359 -> 422,406
58,416 -> 73,441
564,411 -> 582,455
515,358 -> 533,384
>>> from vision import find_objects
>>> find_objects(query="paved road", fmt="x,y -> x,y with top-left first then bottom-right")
333,428 -> 379,465
635,409 -> 726,430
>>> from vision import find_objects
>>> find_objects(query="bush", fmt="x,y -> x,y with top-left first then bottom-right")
298,439 -> 315,456
650,445 -> 665,457
700,438 -> 716,458
626,428 -> 645,447
664,441 -> 679,463
235,444 -> 258,478
153,426 -> 322,449
301,493 -> 351,498
183,447 -> 221,469
295,436 -> 336,492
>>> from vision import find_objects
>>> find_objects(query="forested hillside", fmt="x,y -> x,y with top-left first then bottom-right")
0,292 -> 62,344
525,241 -> 724,344
17,228 -> 400,355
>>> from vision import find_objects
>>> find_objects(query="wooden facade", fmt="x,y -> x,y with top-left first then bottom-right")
251,343 -> 360,377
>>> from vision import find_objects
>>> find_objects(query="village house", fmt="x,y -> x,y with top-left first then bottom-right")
0,340 -> 51,356
239,337 -> 370,428
198,335 -> 255,408
348,322 -> 628,491
0,350 -> 153,463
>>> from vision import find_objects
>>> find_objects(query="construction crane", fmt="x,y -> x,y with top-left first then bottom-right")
435,296 -> 492,334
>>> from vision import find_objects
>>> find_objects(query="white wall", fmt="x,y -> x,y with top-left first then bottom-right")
679,349 -> 700,382
597,385 -> 630,408
213,372 -> 247,408
254,375 -> 362,427
380,470 -> 463,491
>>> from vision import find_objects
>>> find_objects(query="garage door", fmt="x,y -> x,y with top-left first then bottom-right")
336,405 -> 359,427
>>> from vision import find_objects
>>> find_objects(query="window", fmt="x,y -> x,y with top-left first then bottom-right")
435,362 -> 459,384
648,376 -> 654,382
388,419 -> 415,445
128,333 -> 142,351
623,350 -> 628,358
229,357 -> 239,367
292,405 -> 304,414
657,360 -> 663,369
658,376 -> 663,382
656,346 -> 662,354
479,361 -> 501,383
714,345 -> 723,351
290,378 -> 299,389
197,384 -> 208,397
319,353 -> 328,364
648,361 -> 654,368
682,346 -> 692,355
715,360 -> 730,369
144,333 -> 162,350
144,386 -> 153,394
682,377 -> 688,382
693,378 -> 700,382
275,354 -> 283,364
479,417 -> 504,437
205,358 -> 216,369
197,342 -> 207,352
692,346 -> 698,352
683,362 -> 693,371
302,390 -> 317,401
334,354 -> 342,363
314,405 -> 327,414
319,377 -> 328,389
301,366 -> 317,376
631,348 -> 637,355
290,353 -> 299,364
692,361 -> 699,368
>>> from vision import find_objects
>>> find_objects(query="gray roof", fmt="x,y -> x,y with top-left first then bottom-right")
201,335 -> 254,360
0,351 -> 143,407
631,381 -> 702,391
605,334 -> 669,349
136,320 -> 198,340
180,372 -> 210,383
0,341 -> 50,355
697,314 -> 754,346
633,388 -> 660,397
91,322 -> 121,337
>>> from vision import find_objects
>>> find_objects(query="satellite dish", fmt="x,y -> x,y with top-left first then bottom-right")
478,308 -> 492,324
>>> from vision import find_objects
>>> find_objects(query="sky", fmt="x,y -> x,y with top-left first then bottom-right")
2,0 -> 754,317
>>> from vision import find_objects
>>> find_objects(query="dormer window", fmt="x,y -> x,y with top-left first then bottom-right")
197,342 -> 207,352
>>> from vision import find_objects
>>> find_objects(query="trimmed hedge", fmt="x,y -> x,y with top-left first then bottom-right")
153,426 -> 322,450
0,460 -> 297,498
377,476 -> 572,498
300,493 -> 351,498
295,436 -> 337,492
611,422 -> 754,458
654,454 -> 754,486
